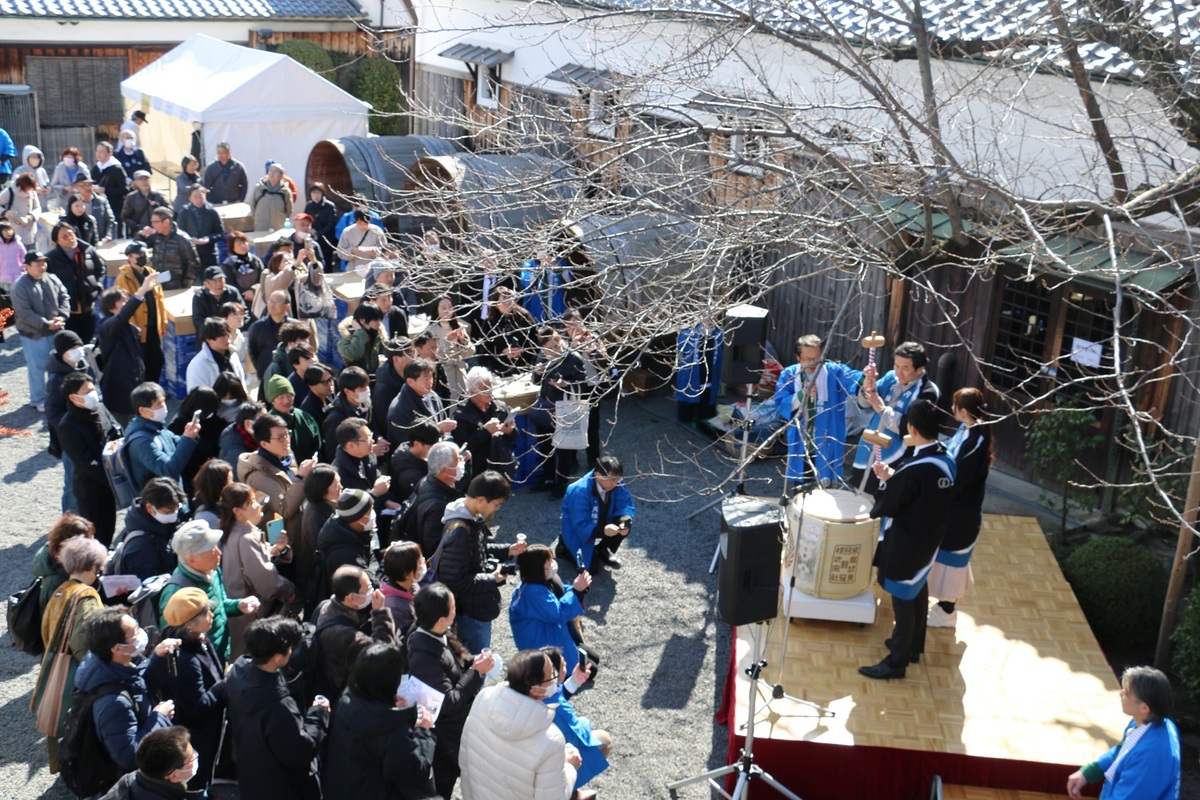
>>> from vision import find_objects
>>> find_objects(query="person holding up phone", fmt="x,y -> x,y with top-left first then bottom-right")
558,455 -> 636,573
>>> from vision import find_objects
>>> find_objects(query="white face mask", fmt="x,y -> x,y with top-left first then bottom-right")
151,509 -> 178,524
125,627 -> 149,657
414,565 -> 428,584
221,398 -> 239,408
174,756 -> 199,784
65,346 -> 84,364
295,230 -> 308,241
149,406 -> 168,423
355,389 -> 371,407
63,156 -> 76,167
351,590 -> 373,610
453,461 -> 466,482
362,511 -> 377,532
545,560 -> 558,580
76,390 -> 100,410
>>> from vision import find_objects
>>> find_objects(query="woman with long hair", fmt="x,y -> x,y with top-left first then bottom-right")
322,643 -> 437,800
926,387 -> 993,630
218,482 -> 295,659
62,192 -> 98,246
222,231 -> 264,310
191,458 -> 234,529
426,295 -> 475,403
30,537 -> 107,771
406,583 -> 492,800
297,464 -> 341,599
214,371 -> 250,425
169,386 -> 223,496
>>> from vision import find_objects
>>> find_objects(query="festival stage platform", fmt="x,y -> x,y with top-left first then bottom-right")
717,514 -> 1127,800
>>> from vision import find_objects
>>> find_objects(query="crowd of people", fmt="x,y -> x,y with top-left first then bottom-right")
2,121 -> 1180,800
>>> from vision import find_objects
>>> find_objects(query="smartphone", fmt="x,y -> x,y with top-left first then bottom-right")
153,271 -> 172,285
505,406 -> 521,424
191,409 -> 202,423
265,517 -> 285,545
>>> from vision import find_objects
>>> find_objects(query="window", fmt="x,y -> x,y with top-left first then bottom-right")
989,275 -> 1052,393
727,129 -> 766,178
475,64 -> 500,109
586,90 -> 618,139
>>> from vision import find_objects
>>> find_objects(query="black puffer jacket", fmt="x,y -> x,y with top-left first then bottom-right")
321,691 -> 437,800
224,655 -> 329,800
409,475 -> 461,558
118,500 -> 179,581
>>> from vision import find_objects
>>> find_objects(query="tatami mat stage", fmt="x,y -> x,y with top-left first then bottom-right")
716,514 -> 1127,799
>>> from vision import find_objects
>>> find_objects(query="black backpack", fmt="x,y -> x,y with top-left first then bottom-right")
58,683 -> 130,797
104,529 -> 148,577
282,612 -> 356,705
7,576 -> 44,656
388,496 -> 419,548
127,573 -> 193,633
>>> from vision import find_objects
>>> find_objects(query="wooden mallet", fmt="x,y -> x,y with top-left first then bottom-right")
858,331 -> 889,494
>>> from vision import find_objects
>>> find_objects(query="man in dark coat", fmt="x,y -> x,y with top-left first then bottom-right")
177,185 -> 225,268
121,170 -> 167,237
201,142 -> 249,204
96,278 -> 155,423
859,399 -> 957,680
190,266 -> 243,333
100,726 -> 206,800
386,359 -> 454,448
57,372 -> 121,544
407,442 -> 465,558
46,221 -> 106,343
118,478 -> 187,581
139,207 -> 201,290
313,490 -> 376,598
311,565 -> 397,698
247,298 -> 298,381
225,617 -> 329,800
372,336 -> 412,438
321,366 -> 372,461
332,417 -> 394,515
389,421 -> 440,505
453,366 -> 518,481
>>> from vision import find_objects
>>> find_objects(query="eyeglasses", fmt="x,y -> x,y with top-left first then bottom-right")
269,433 -> 290,441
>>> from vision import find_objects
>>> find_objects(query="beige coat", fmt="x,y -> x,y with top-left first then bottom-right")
459,684 -> 576,800
428,319 -> 476,402
236,451 -> 306,529
221,519 -> 295,659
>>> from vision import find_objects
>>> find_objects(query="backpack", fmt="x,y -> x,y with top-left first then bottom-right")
6,576 -> 44,656
127,573 -> 193,632
387,496 -> 418,549
102,432 -> 149,510
58,683 -> 130,797
419,520 -> 469,589
103,529 -> 148,577
283,612 -> 357,705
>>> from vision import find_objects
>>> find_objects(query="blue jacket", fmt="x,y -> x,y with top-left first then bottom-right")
560,471 -> 636,570
118,501 -> 179,581
675,324 -> 724,406
851,371 -> 939,469
544,687 -> 608,787
773,360 -> 862,482
74,652 -> 172,773
1083,718 -> 1180,800
509,582 -> 584,674
124,415 -> 198,491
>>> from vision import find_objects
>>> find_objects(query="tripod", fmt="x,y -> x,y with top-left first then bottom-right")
667,654 -> 806,800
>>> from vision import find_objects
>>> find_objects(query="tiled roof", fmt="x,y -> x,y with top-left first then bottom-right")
586,0 -> 1200,80
0,0 -> 365,20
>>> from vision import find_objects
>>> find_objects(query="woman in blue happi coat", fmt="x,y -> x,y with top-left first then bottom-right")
542,647 -> 611,788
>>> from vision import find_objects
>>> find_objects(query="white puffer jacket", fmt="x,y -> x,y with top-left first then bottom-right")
460,684 -> 576,800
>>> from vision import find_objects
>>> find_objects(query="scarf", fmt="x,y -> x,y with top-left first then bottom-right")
256,447 -> 294,478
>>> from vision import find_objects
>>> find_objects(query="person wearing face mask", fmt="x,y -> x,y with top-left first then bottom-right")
125,382 -> 202,491
97,276 -> 158,425
101,726 -> 206,800
336,300 -> 386,375
311,565 -> 397,699
114,132 -> 151,183
50,147 -> 92,207
312,490 -> 378,606
509,546 -> 592,678
539,647 -> 609,793
45,329 -> 87,508
73,607 -> 179,782
114,241 -> 168,384
217,483 -> 298,660
144,592 -> 227,792
93,141 -> 129,236
13,144 -> 51,200
31,536 -> 108,773
378,541 -> 425,636
434,471 -> 525,655
56,372 -> 122,544
321,366 -> 373,461
117,478 -> 188,581
333,417 -> 397,517
407,442 -> 467,558
459,648 -> 582,800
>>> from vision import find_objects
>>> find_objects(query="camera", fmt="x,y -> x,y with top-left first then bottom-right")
499,561 -> 518,576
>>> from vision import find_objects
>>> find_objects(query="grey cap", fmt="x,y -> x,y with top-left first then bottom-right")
172,520 -> 222,560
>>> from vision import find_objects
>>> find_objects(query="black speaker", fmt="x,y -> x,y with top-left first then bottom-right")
717,495 -> 783,626
721,303 -> 768,386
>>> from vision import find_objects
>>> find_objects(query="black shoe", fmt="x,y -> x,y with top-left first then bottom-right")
883,639 -> 921,664
858,659 -> 906,680
556,540 -> 573,561
594,550 -> 621,569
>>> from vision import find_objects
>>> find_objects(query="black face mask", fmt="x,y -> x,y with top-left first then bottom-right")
134,255 -> 148,267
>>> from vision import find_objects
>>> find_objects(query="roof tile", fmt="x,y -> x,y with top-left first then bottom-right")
0,0 -> 364,18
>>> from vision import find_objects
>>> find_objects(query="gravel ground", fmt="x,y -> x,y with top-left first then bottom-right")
0,330 -> 783,800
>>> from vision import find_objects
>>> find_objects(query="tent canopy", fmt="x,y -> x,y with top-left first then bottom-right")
121,35 -> 370,203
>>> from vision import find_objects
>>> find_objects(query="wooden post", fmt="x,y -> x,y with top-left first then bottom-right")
1154,432 -> 1200,669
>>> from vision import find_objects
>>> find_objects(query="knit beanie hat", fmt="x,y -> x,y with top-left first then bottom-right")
336,489 -> 372,521
53,330 -> 84,359
163,587 -> 210,627
265,374 -> 294,402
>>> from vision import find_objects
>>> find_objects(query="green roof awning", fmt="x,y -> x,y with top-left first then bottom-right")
997,235 -> 1189,294
861,196 -> 974,240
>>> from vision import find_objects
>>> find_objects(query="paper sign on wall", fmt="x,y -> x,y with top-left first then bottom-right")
1070,337 -> 1102,368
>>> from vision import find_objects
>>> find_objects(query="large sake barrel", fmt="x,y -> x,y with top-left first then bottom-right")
304,135 -> 462,218
786,489 -> 879,600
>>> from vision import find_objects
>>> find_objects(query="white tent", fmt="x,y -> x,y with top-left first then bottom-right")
121,34 -> 371,205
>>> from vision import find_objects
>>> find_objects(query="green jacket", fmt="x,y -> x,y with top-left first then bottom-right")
336,325 -> 384,373
279,407 -> 322,463
31,543 -> 69,609
159,563 -> 242,665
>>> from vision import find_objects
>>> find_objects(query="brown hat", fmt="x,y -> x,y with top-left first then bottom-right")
163,587 -> 210,627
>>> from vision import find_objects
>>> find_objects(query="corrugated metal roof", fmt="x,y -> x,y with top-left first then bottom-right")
585,0 -> 1200,81
546,63 -> 619,91
997,235 -> 1187,294
865,195 -> 974,240
438,43 -> 515,68
0,0 -> 364,19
